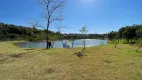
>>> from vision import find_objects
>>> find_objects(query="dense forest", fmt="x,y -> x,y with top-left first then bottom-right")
107,24 -> 142,43
0,22 -> 60,41
0,22 -> 106,41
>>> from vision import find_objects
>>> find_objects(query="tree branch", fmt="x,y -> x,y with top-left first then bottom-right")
49,0 -> 65,17
50,18 -> 62,23
37,26 -> 46,30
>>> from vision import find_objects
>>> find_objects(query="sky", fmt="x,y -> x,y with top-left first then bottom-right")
0,0 -> 142,34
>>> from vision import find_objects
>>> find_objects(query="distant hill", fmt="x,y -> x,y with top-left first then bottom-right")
0,22 -> 108,41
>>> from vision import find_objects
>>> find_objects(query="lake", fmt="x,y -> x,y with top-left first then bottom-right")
14,39 -> 108,48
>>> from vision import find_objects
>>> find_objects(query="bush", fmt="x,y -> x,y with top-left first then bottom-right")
119,39 -> 128,44
29,38 -> 38,42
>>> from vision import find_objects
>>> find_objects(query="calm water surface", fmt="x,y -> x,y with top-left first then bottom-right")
15,39 -> 108,48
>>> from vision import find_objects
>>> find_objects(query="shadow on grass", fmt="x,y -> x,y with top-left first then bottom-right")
117,48 -> 123,50
44,68 -> 55,74
42,48 -> 56,50
42,49 -> 47,50
24,49 -> 34,50
0,53 -> 25,62
9,53 -> 25,58
39,68 -> 55,75
24,49 -> 44,54
103,59 -> 113,64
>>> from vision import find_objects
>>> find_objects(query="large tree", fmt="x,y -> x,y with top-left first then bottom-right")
39,0 -> 66,49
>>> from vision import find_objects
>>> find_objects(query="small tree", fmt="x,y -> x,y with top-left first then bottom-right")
136,28 -> 142,52
79,25 -> 88,50
107,31 -> 119,48
136,38 -> 142,52
114,39 -> 119,48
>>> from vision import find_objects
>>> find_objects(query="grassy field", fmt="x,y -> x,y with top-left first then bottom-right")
0,42 -> 142,80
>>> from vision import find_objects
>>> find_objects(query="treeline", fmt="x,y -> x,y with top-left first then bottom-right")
107,24 -> 142,43
0,22 -> 60,41
63,33 -> 107,40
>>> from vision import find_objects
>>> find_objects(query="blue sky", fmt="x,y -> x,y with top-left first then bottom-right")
0,0 -> 142,34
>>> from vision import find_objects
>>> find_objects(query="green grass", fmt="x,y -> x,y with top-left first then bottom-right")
0,42 -> 142,80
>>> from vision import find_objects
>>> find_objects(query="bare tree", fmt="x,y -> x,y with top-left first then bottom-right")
27,20 -> 41,29
38,0 -> 66,49
56,25 -> 65,48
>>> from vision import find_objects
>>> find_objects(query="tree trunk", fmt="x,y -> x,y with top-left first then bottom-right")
127,39 -> 129,44
114,39 -> 119,48
46,30 -> 48,49
136,44 -> 142,52
61,39 -> 64,48
59,34 -> 64,48
115,43 -> 117,48
46,22 -> 50,49
83,39 -> 85,50
72,40 -> 74,48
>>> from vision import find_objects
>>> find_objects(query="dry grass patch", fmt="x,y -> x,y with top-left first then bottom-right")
0,42 -> 142,80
